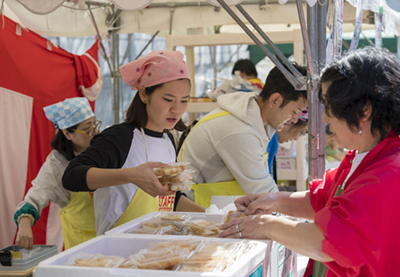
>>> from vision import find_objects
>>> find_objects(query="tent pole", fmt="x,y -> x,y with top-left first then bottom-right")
295,0 -> 313,77
307,2 -> 320,180
235,5 -> 304,79
134,31 -> 160,60
111,7 -> 121,124
216,0 -> 305,90
317,0 -> 327,179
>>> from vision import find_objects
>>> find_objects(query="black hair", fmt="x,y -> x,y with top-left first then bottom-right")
125,81 -> 188,132
259,62 -> 307,107
319,46 -> 400,141
51,124 -> 78,161
232,59 -> 258,77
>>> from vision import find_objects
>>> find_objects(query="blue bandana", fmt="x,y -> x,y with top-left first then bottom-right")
43,97 -> 94,129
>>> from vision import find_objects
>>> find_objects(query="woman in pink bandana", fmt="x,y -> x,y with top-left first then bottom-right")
62,51 -> 204,236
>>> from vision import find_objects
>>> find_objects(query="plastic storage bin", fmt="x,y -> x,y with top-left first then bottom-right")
33,234 -> 267,277
104,211 -> 298,277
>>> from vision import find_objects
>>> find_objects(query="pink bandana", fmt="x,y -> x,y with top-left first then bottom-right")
299,109 -> 308,121
119,50 -> 191,89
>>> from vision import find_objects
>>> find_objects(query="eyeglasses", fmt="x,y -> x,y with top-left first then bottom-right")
72,119 -> 101,137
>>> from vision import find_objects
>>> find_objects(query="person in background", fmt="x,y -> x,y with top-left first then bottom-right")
14,97 -> 98,250
267,109 -> 308,182
325,123 -> 345,162
179,62 -> 307,208
63,50 -> 205,236
219,47 -> 400,277
231,59 -> 264,90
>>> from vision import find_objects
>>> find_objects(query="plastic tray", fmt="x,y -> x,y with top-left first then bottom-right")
0,245 -> 57,271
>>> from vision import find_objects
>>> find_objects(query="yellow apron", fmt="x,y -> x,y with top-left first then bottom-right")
59,192 -> 96,249
112,127 -> 176,229
112,190 -> 176,229
178,111 -> 268,208
112,189 -> 160,229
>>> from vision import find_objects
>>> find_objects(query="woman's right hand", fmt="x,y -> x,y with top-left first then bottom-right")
15,217 -> 33,250
235,193 -> 278,215
127,162 -> 174,197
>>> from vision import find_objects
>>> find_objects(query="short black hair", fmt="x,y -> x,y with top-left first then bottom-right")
319,46 -> 400,141
51,124 -> 79,161
259,62 -> 307,107
232,59 -> 258,77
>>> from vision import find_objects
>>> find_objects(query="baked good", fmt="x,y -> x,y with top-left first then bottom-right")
224,210 -> 246,223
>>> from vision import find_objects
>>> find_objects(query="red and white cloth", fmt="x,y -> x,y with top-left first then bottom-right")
0,15 -> 101,250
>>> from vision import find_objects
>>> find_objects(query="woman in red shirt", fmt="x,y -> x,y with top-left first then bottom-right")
219,47 -> 400,277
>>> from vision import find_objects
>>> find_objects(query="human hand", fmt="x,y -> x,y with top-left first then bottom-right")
15,217 -> 33,250
235,193 -> 277,215
128,162 -> 175,197
218,214 -> 273,240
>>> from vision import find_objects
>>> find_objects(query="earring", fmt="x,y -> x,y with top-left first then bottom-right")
143,101 -> 147,104
359,129 -> 362,135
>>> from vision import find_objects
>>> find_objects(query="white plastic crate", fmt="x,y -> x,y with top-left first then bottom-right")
105,211 -> 224,236
105,212 -> 297,277
33,234 -> 266,277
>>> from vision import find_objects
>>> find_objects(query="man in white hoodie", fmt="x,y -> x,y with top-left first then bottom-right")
179,63 -> 308,208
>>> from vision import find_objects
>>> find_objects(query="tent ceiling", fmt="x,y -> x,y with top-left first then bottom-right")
4,0 -> 377,37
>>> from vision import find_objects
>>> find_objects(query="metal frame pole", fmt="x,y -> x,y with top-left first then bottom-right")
295,0 -> 314,77
318,0 -> 327,178
307,2 -> 319,180
111,6 -> 121,124
235,5 -> 304,79
216,0 -> 306,90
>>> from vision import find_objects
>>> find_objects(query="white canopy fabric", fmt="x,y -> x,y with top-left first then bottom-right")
3,0 -> 381,37
347,0 -> 400,36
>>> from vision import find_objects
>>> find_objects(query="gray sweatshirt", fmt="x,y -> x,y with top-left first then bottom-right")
181,91 -> 278,199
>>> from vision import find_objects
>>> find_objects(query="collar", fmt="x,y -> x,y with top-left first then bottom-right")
141,128 -> 165,138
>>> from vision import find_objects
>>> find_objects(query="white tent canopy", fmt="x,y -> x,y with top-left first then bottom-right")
4,0 -> 383,37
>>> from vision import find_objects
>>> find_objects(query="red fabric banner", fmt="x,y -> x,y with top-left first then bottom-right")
0,15 -> 100,249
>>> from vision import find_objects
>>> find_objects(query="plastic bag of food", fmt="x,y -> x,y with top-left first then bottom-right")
158,169 -> 195,183
66,252 -> 124,268
129,248 -> 185,270
224,210 -> 246,223
168,180 -> 194,191
153,162 -> 190,176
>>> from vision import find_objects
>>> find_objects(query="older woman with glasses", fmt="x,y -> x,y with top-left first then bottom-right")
14,97 -> 99,250
218,47 -> 400,276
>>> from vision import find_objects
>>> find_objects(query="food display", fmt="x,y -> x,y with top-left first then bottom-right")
127,213 -> 221,237
66,253 -> 124,268
153,162 -> 189,176
66,239 -> 257,273
224,210 -> 246,223
153,162 -> 195,191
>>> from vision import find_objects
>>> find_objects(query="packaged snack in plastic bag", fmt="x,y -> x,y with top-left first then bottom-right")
186,220 -> 221,237
129,248 -> 185,270
118,259 -> 138,269
66,252 -> 124,268
128,228 -> 164,235
158,169 -> 195,183
175,260 -> 228,272
224,210 -> 246,223
168,180 -> 194,191
153,162 -> 190,176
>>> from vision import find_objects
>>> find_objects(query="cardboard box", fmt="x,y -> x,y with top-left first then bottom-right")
276,158 -> 296,170
33,235 -> 267,277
